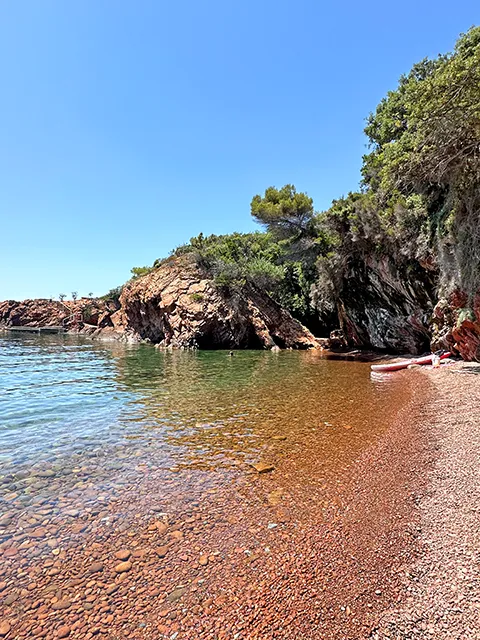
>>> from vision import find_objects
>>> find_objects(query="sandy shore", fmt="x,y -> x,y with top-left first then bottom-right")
373,363 -> 480,639
1,361 -> 479,639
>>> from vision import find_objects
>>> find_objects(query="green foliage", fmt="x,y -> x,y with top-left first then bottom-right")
179,231 -> 284,288
101,285 -> 123,304
82,305 -> 94,322
456,307 -> 475,327
189,293 -> 204,303
131,265 -> 155,279
251,185 -> 316,239
362,26 -> 480,295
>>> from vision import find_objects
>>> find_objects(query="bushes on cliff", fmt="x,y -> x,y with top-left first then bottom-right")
160,222 -> 326,331
120,28 -> 480,342
361,26 -> 480,297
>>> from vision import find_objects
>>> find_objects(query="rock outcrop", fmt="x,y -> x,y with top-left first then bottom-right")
4,258 -> 477,358
111,257 -> 320,349
431,291 -> 480,361
335,256 -> 437,354
0,298 -> 114,332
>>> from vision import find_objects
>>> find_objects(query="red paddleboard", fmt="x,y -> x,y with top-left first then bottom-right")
371,352 -> 451,373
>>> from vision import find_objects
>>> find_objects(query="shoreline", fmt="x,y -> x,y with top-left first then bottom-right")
0,359 -> 475,639
374,363 -> 480,639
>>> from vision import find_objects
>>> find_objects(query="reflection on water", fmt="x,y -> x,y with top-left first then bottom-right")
0,333 -> 407,512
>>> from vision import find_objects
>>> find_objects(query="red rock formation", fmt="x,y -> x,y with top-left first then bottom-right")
431,291 -> 480,361
0,298 -> 113,332
112,257 -> 320,349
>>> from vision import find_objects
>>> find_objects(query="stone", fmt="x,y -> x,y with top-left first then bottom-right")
36,470 -> 55,478
89,562 -> 104,573
114,561 -> 132,573
167,587 -> 186,602
267,489 -> 284,505
250,462 -> 275,474
114,550 -> 131,561
57,626 -> 71,638
199,555 -> 208,566
168,530 -> 183,541
51,600 -> 71,610
0,621 -> 10,637
106,584 -> 118,595
155,546 -> 169,558
4,594 -> 18,605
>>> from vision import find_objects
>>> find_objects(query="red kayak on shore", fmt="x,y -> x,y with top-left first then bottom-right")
371,352 -> 451,373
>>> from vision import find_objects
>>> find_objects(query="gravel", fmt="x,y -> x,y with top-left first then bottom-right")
373,363 -> 480,639
3,361 -> 478,639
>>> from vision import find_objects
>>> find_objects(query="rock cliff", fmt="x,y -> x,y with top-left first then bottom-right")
335,256 -> 437,354
3,258 -> 478,358
112,257 -> 320,349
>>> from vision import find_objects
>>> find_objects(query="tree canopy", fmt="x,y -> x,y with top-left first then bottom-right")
250,185 -> 316,239
362,26 -> 480,295
121,27 -> 480,333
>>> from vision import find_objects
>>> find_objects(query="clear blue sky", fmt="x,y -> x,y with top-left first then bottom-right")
1,1 -> 478,299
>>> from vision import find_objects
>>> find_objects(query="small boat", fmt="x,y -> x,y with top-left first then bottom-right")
371,352 -> 451,373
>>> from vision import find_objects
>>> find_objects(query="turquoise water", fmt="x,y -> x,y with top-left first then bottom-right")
0,333 -> 402,509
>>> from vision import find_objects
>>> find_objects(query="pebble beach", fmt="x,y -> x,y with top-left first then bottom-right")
1,347 -> 478,639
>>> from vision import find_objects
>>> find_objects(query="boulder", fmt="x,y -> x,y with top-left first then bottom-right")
431,291 -> 480,361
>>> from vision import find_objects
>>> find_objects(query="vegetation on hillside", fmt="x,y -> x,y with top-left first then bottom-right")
124,27 -> 480,333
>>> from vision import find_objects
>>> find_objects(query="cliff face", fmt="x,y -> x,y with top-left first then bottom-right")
114,257 -> 320,349
334,256 -> 437,354
0,299 -> 68,327
331,253 -> 480,359
3,259 -> 478,358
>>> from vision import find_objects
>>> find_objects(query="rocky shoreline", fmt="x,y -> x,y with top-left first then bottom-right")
0,258 -> 322,351
2,256 -> 480,358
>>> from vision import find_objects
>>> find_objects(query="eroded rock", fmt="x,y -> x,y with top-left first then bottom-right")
111,256 -> 321,350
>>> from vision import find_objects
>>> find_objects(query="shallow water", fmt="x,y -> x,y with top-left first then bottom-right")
0,333 -> 415,638
0,333 -> 403,504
